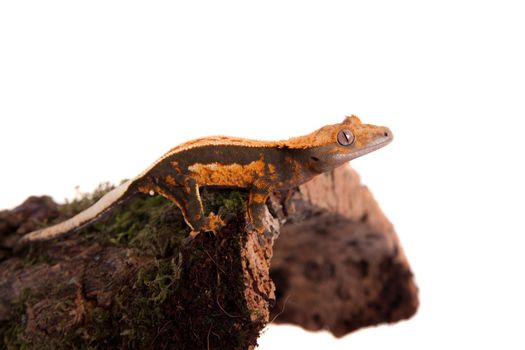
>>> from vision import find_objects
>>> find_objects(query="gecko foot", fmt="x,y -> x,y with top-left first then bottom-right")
202,212 -> 225,235
185,212 -> 224,242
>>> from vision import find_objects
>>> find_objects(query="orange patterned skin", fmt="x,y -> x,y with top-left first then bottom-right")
18,116 -> 392,246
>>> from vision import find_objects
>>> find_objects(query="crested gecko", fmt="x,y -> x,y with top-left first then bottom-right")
17,115 -> 392,247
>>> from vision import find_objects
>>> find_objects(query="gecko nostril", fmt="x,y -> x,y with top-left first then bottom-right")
384,131 -> 389,137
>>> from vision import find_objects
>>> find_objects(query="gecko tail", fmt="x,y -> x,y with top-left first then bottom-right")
16,180 -> 135,249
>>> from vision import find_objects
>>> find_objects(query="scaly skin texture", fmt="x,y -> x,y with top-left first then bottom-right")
18,115 -> 392,245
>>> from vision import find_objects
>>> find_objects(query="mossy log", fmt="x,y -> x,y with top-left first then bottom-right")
0,165 -> 418,349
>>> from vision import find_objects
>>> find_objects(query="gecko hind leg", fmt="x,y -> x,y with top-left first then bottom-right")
247,189 -> 271,235
156,178 -> 224,238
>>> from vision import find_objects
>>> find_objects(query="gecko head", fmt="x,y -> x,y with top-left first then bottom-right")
306,115 -> 393,173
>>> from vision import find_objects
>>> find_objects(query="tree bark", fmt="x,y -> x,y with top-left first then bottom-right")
270,166 -> 419,336
0,165 -> 418,349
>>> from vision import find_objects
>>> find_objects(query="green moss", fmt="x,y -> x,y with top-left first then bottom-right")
124,297 -> 162,347
139,257 -> 181,304
100,195 -> 177,248
126,201 -> 188,258
99,256 -> 184,348
50,182 -> 248,258
5,182 -> 258,349
221,190 -> 246,214
19,247 -> 56,267
0,288 -> 39,349
202,188 -> 246,216
79,185 -> 248,259
81,256 -> 181,348
0,321 -> 27,350
59,184 -> 187,257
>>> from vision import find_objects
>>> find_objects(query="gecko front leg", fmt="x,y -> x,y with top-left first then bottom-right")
247,188 -> 271,235
155,176 -> 224,238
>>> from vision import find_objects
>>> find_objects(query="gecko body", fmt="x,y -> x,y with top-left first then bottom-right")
18,115 -> 392,247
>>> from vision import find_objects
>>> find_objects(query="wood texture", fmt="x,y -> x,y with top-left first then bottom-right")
0,165 -> 418,349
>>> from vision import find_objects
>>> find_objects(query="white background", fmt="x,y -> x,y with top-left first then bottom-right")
1,1 -> 524,349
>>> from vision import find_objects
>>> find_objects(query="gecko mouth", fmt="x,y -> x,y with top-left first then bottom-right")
354,136 -> 392,158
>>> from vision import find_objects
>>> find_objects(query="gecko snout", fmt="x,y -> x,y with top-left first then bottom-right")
382,127 -> 393,141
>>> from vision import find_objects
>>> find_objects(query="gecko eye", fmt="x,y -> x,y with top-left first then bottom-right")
337,129 -> 355,146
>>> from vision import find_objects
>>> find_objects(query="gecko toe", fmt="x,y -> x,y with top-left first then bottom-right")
203,212 -> 224,235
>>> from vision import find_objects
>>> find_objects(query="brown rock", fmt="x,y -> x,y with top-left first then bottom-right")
0,196 -> 59,249
270,165 -> 418,336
